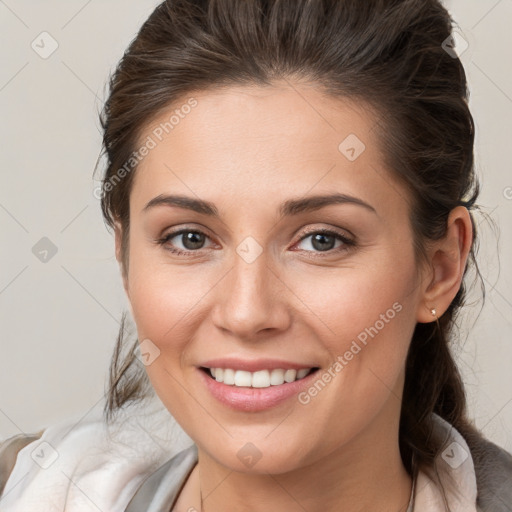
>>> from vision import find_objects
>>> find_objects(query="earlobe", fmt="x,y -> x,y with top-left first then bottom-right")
416,206 -> 473,323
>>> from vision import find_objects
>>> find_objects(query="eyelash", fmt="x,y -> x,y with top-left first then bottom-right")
156,227 -> 356,259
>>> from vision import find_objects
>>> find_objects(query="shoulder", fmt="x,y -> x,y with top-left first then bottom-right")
0,398 -> 193,510
423,414 -> 511,511
466,430 -> 512,511
0,431 -> 45,496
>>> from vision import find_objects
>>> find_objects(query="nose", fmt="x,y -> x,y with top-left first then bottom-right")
211,247 -> 292,340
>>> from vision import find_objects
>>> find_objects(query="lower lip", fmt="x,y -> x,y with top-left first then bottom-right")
198,368 -> 319,412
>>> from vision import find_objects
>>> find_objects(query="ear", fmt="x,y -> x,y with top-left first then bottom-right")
114,220 -> 130,300
416,206 -> 473,323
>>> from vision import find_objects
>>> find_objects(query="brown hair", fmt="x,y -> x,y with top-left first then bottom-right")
97,0 -> 484,484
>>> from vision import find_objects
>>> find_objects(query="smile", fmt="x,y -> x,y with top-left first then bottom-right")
202,367 -> 317,388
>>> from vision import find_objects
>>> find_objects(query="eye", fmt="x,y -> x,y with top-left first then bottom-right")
157,228 -> 213,256
156,226 -> 355,258
294,228 -> 355,255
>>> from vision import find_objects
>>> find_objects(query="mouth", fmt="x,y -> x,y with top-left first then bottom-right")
198,364 -> 321,411
200,366 -> 320,388
196,358 -> 322,411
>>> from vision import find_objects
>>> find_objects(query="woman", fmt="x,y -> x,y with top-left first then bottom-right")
1,0 -> 511,510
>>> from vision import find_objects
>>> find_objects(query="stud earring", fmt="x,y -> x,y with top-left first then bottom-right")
431,308 -> 437,317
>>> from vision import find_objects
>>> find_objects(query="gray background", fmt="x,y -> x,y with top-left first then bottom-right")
1,0 -> 511,452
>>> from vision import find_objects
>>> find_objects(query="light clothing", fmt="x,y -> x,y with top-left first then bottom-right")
0,396 -> 192,511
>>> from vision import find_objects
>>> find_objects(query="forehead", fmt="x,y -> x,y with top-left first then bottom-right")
131,82 -> 408,219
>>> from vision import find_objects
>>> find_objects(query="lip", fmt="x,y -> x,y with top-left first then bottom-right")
197,366 -> 320,412
199,358 -> 317,372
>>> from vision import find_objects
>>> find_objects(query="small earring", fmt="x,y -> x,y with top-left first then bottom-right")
431,308 -> 437,317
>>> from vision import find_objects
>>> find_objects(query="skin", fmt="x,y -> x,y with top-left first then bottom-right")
114,80 -> 472,512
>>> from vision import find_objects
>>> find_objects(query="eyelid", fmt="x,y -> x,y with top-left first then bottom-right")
295,225 -> 355,243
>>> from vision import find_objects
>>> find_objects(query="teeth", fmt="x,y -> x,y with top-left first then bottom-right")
297,368 -> 309,379
234,370 -> 252,387
223,368 -> 235,385
252,370 -> 270,388
284,369 -> 297,382
206,367 -> 313,388
269,369 -> 285,385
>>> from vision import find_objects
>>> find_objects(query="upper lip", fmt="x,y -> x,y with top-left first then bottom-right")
199,358 -> 318,372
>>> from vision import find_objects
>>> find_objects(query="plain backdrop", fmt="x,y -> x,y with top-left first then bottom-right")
1,0 -> 511,452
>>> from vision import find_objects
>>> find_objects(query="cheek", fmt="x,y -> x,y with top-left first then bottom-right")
288,257 -> 419,399
126,254 -> 213,414
125,238 -> 213,354
290,257 -> 417,342
287,268 -> 417,448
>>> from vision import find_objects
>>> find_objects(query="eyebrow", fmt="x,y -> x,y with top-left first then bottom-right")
142,193 -> 377,217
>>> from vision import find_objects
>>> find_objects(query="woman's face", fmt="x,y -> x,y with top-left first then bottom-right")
121,82 -> 428,474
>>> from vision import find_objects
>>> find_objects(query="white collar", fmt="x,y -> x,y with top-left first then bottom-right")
412,414 -> 478,511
